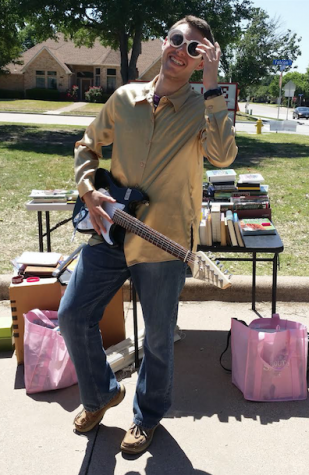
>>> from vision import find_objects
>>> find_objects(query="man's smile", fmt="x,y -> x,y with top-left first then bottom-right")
169,55 -> 185,66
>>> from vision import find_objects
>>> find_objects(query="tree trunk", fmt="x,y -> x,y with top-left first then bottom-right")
128,27 -> 143,82
119,32 -> 129,84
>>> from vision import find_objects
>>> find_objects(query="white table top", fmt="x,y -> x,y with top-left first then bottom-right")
26,200 -> 75,212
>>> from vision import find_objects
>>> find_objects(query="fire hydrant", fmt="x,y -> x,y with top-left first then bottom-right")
255,118 -> 263,134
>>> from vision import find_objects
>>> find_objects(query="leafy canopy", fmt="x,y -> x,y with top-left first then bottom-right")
14,0 -> 252,84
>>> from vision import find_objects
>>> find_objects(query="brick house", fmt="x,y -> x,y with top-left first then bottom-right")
0,34 -> 162,100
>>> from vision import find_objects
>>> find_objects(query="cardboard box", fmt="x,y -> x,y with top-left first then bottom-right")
9,278 -> 125,364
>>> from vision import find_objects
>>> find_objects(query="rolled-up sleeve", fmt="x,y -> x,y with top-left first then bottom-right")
201,95 -> 238,168
74,94 -> 115,198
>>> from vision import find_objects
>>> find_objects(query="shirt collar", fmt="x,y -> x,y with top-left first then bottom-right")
134,76 -> 193,112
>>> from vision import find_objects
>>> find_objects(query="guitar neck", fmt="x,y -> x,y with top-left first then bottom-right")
114,209 -> 194,264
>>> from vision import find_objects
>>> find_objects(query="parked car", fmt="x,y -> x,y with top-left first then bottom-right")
293,107 -> 309,119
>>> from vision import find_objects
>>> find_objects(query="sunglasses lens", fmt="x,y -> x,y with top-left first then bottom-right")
170,33 -> 184,47
188,42 -> 199,57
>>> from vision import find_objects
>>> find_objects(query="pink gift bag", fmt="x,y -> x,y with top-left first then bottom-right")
231,314 -> 308,401
23,309 -> 77,394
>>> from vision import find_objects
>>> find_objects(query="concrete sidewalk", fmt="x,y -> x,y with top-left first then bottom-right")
1,299 -> 309,475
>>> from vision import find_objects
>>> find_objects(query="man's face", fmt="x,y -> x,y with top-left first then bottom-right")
161,23 -> 204,82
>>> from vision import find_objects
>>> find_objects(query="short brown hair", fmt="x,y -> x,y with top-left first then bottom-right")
169,15 -> 215,45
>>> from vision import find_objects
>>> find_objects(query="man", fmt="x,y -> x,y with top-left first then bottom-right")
58,15 -> 237,455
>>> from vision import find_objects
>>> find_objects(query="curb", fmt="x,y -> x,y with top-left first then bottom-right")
1,273 -> 309,303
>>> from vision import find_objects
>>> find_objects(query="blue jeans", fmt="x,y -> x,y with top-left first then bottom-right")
58,241 -> 186,429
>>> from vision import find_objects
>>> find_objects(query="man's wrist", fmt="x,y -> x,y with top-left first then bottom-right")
204,87 -> 222,100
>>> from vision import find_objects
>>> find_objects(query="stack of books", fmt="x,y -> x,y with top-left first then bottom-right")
200,171 -> 275,247
231,173 -> 271,219
204,169 -> 237,202
29,189 -> 78,204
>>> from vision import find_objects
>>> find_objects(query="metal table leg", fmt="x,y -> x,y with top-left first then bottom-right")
252,252 -> 257,311
37,211 -> 43,252
45,211 -> 51,252
272,253 -> 278,316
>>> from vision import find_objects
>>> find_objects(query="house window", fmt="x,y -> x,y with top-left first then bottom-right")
35,70 -> 57,89
36,71 -> 45,88
106,68 -> 116,92
47,71 -> 57,89
95,68 -> 101,87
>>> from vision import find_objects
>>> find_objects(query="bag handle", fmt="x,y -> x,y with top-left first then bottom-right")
219,318 -> 248,373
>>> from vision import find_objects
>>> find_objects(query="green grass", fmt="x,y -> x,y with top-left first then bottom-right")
0,99 -> 75,112
0,123 -> 308,277
62,103 -> 102,116
0,99 -> 102,116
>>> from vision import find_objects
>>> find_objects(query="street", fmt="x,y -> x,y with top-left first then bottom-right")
1,108 -> 309,135
238,101 -> 308,122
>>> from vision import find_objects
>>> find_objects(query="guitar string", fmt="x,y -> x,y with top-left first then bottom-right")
113,209 -> 226,283
114,209 -> 196,264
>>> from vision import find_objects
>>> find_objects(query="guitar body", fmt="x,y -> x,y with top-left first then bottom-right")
72,169 -> 149,246
72,169 -> 231,289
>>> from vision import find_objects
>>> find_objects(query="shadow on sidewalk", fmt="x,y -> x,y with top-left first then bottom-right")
169,329 -> 309,425
78,424 -> 212,475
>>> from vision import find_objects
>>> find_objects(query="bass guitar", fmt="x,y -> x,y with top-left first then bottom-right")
72,169 -> 231,290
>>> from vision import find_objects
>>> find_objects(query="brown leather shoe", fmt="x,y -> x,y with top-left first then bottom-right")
120,423 -> 157,454
74,383 -> 126,432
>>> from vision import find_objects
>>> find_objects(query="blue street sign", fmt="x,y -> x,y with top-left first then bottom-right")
273,59 -> 293,66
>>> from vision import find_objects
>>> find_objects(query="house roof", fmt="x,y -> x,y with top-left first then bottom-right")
6,34 -> 162,78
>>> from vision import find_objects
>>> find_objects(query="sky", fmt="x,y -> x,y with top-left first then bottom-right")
250,0 -> 308,73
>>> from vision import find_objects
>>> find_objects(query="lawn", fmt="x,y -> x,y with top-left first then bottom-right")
0,123 -> 308,277
0,99 -> 101,115
0,99 -> 75,113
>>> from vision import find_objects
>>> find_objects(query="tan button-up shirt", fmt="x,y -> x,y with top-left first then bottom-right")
74,77 -> 237,266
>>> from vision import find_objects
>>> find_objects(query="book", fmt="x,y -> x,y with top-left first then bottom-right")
29,189 -> 78,203
16,251 -> 62,267
210,202 -> 221,243
233,213 -> 245,247
238,173 -> 264,183
206,210 -> 212,245
23,265 -> 60,277
220,212 -> 227,246
225,210 -> 238,246
238,218 -> 276,236
206,169 -> 236,183
236,208 -> 272,220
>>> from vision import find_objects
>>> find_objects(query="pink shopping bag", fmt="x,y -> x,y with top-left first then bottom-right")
231,314 -> 308,401
23,309 -> 77,394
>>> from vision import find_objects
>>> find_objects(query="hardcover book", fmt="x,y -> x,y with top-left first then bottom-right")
239,218 -> 276,235
238,173 -> 264,183
233,213 -> 245,247
206,169 -> 236,183
225,210 -> 238,246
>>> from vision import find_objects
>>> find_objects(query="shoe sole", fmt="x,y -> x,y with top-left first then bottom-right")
75,384 -> 126,433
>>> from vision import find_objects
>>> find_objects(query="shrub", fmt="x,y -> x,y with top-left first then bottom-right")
85,86 -> 105,103
66,85 -> 79,102
0,89 -> 24,99
25,88 -> 61,101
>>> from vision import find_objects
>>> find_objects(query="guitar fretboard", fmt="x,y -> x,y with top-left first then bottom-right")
114,209 -> 195,264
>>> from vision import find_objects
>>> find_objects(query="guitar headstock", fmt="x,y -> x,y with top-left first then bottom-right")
188,251 -> 231,289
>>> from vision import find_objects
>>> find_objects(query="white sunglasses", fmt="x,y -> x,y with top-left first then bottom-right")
167,29 -> 202,59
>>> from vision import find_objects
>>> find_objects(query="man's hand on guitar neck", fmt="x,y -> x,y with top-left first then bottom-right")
83,189 -> 116,235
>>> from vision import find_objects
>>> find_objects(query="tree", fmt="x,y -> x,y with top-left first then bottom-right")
0,0 -> 23,73
15,0 -> 252,84
224,8 -> 301,94
268,71 -> 309,105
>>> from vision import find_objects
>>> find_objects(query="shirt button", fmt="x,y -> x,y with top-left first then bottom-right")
140,162 -> 145,167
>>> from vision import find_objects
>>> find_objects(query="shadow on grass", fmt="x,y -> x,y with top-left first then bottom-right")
0,124 -> 113,158
234,135 -> 309,167
1,124 -> 308,162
